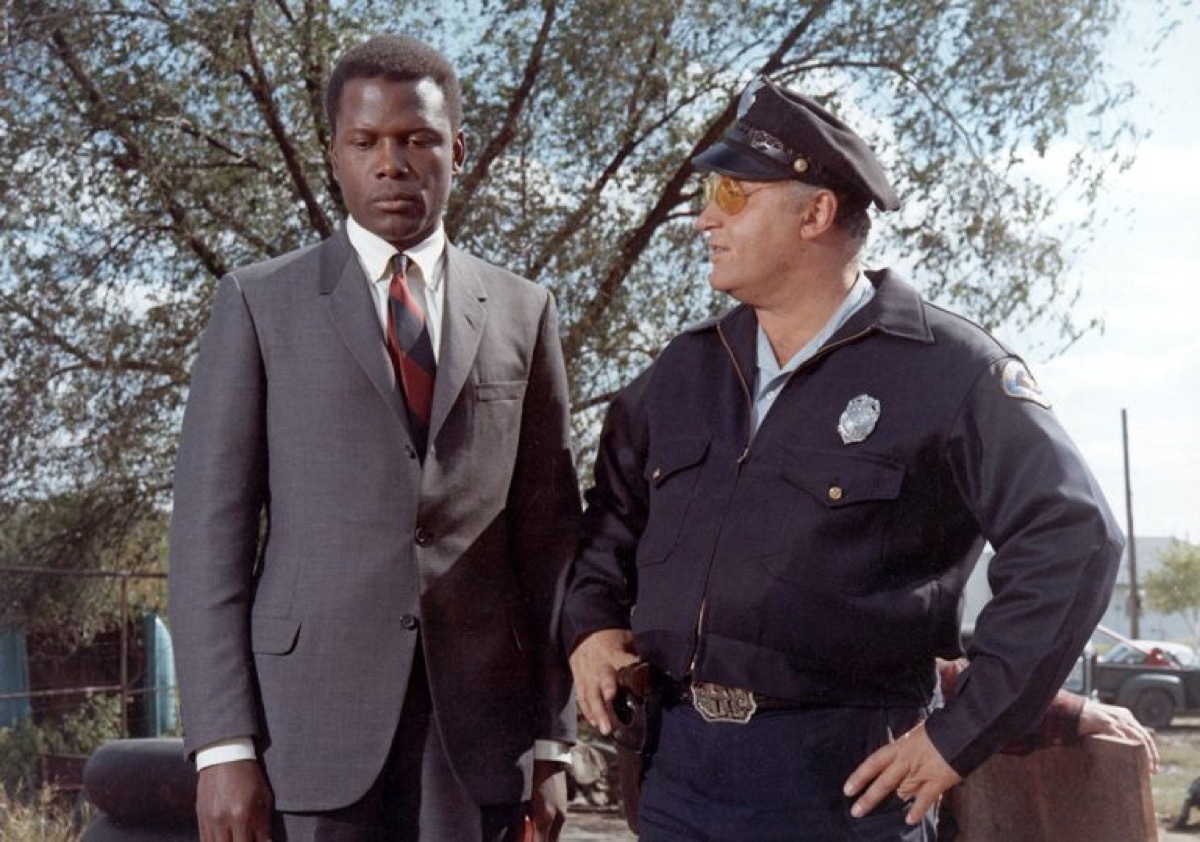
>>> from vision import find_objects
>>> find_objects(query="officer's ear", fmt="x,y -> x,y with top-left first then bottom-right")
795,188 -> 839,239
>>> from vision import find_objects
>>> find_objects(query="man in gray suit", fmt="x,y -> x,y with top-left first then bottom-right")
168,35 -> 580,841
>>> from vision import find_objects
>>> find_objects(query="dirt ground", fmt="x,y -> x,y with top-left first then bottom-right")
561,807 -> 636,841
1155,719 -> 1200,840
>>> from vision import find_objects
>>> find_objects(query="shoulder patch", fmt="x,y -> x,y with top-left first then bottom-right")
1000,359 -> 1050,408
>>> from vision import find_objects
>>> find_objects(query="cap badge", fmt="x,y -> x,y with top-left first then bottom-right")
792,157 -> 810,174
1000,360 -> 1051,408
747,127 -> 785,156
838,394 -> 880,445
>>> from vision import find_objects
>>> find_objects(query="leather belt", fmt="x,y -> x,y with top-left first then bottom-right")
674,678 -> 797,724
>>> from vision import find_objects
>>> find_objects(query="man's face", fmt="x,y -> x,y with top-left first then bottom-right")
695,176 -> 807,307
330,76 -> 465,250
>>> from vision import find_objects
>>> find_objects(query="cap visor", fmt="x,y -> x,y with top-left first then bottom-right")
692,140 -> 788,181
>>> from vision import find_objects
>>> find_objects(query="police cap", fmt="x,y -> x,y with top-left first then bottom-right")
693,77 -> 900,212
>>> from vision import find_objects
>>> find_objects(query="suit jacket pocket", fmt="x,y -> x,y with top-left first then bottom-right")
475,380 -> 527,401
251,617 -> 301,655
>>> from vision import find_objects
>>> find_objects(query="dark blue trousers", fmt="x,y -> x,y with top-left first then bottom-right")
639,701 -> 937,841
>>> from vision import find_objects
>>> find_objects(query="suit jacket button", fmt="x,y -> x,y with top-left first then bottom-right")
414,527 -> 431,545
400,614 -> 419,630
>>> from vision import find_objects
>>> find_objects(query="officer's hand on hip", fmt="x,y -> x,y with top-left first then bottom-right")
568,628 -> 638,735
843,722 -> 961,826
197,759 -> 273,842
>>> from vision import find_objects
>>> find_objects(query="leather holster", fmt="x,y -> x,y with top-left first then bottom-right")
610,662 -> 662,834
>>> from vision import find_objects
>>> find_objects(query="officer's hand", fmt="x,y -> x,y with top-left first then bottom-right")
843,722 -> 960,826
1079,699 -> 1160,772
528,759 -> 568,841
197,760 -> 273,842
568,628 -> 638,735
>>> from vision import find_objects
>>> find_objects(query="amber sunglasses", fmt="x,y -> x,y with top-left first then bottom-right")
702,173 -> 788,215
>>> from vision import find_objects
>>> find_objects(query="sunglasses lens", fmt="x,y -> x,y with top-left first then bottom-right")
703,174 -> 747,215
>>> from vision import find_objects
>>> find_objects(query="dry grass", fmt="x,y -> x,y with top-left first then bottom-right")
1153,721 -> 1200,829
0,787 -> 89,842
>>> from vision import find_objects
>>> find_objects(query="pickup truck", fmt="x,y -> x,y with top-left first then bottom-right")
1087,631 -> 1200,729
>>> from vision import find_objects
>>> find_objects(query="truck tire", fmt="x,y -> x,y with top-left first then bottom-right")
1132,688 -> 1175,729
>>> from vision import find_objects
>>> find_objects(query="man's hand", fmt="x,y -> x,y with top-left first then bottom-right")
196,760 -> 273,842
1079,699 -> 1160,772
568,628 -> 639,736
843,722 -> 961,826
527,759 -> 568,842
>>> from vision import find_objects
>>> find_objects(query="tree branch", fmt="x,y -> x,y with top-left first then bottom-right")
1,292 -> 187,384
47,27 -> 229,280
561,0 -> 836,363
233,2 -> 333,239
523,9 -> 680,281
445,0 -> 557,237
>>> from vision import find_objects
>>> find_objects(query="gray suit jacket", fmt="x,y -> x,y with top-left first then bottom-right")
168,227 -> 580,811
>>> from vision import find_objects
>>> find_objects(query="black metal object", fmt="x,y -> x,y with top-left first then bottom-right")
82,738 -> 198,841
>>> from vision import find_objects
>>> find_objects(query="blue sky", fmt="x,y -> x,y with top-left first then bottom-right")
1003,4 -> 1200,543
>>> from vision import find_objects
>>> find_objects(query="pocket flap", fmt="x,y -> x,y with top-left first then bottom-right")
475,380 -> 527,401
643,436 -> 711,486
251,617 -> 300,654
780,446 -> 905,507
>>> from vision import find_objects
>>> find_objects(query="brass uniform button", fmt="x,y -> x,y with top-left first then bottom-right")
828,486 -> 844,501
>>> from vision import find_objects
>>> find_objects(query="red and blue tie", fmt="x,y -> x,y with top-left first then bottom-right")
385,254 -> 436,455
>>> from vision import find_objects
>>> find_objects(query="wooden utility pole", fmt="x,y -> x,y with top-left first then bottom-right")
1122,409 -> 1140,639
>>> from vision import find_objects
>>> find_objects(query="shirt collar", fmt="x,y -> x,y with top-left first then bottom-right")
345,216 -> 446,291
756,272 -> 875,379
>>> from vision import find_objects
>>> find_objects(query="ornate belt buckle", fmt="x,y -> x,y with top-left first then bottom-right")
690,680 -> 757,724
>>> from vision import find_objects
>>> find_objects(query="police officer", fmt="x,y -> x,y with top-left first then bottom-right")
562,77 -> 1122,840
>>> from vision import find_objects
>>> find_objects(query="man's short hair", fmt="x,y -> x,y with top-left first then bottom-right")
326,35 -> 463,135
835,200 -> 872,243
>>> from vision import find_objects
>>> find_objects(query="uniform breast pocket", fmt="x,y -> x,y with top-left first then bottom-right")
635,436 -> 711,567
756,446 -> 906,594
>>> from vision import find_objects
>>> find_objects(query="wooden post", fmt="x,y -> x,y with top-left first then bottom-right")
948,735 -> 1157,841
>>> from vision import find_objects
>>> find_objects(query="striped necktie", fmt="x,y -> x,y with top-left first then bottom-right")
385,254 -> 436,455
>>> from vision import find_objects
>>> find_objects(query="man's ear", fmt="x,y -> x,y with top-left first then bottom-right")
452,130 -> 466,175
799,189 -> 839,238
329,140 -> 341,183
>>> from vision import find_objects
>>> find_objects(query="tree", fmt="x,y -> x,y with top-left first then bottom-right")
0,0 -> 1172,584
1144,539 -> 1200,648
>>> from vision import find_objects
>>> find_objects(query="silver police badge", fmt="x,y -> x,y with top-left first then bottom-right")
837,394 -> 880,445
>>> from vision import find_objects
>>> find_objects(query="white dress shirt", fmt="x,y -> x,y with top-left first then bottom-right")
347,216 -> 447,359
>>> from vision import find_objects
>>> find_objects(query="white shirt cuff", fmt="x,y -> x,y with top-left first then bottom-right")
195,737 -> 257,770
534,739 -> 574,765
196,737 -> 569,768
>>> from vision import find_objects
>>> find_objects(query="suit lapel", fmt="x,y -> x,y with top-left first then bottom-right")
431,244 -> 486,446
319,229 -> 410,426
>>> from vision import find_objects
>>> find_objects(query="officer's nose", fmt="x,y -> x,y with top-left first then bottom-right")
695,200 -> 720,232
